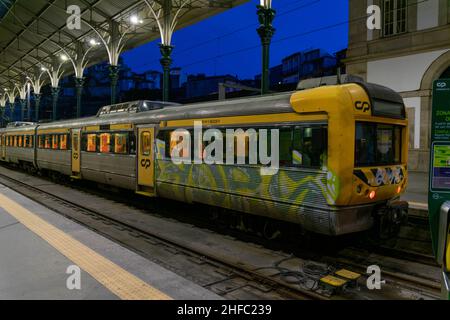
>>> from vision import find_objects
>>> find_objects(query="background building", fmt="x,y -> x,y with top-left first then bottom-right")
346,0 -> 450,172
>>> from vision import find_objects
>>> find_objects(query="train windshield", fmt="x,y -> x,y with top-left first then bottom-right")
355,122 -> 402,167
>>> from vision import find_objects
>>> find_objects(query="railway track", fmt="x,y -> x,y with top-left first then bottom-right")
0,168 -> 326,300
0,165 -> 442,300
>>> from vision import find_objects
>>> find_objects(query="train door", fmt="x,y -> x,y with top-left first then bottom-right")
71,128 -> 81,179
136,125 -> 156,196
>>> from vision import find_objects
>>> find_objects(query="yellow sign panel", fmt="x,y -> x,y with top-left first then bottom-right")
71,129 -> 81,177
137,127 -> 155,191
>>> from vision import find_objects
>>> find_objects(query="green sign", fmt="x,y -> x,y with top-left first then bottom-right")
429,79 -> 450,256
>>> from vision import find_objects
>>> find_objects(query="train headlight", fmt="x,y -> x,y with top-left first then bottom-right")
396,186 -> 402,194
369,191 -> 376,200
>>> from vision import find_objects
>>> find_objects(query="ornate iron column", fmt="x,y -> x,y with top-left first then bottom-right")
9,101 -> 15,121
0,107 -> 4,127
75,77 -> 85,118
159,44 -> 173,102
34,93 -> 41,122
109,65 -> 120,105
257,3 -> 276,95
19,99 -> 26,121
51,87 -> 60,121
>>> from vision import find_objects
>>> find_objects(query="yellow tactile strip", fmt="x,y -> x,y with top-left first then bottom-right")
0,193 -> 172,300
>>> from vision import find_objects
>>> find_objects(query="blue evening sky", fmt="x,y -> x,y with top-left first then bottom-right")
122,0 -> 349,81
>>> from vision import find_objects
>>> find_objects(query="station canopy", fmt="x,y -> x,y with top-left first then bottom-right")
0,0 -> 248,89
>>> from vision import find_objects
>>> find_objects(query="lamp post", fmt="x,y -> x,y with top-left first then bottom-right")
0,94 -> 6,127
257,0 -> 276,95
52,39 -> 98,118
15,80 -> 28,121
51,86 -> 60,121
109,65 -> 120,105
27,67 -> 46,122
5,88 -> 16,122
42,55 -> 67,121
34,93 -> 41,122
74,77 -> 85,118
143,0 -> 191,102
160,44 -> 173,102
81,18 -> 141,105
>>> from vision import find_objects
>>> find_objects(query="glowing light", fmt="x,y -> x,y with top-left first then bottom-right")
260,0 -> 272,8
89,39 -> 99,46
60,54 -> 68,61
130,15 -> 143,25
396,186 -> 402,194
369,191 -> 376,200
41,67 -> 47,71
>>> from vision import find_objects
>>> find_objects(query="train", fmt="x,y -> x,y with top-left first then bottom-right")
0,78 -> 409,237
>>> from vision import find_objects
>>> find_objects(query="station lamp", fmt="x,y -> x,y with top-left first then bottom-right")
130,15 -> 143,25
260,0 -> 272,8
257,0 -> 275,95
89,38 -> 100,46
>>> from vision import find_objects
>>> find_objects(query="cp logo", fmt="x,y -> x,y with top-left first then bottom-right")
355,101 -> 371,112
141,159 -> 151,169
437,82 -> 447,88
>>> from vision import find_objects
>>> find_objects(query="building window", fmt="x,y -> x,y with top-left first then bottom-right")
383,0 -> 407,36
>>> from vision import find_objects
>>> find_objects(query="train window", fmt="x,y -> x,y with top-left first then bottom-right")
114,133 -> 128,154
99,133 -> 111,153
129,132 -> 136,155
24,136 -> 29,148
279,128 -> 293,166
29,136 -> 34,148
169,131 -> 190,159
87,134 -> 97,152
45,135 -> 51,149
38,136 -> 44,149
52,135 -> 59,150
60,135 -> 68,150
355,122 -> 402,166
13,136 -> 17,147
73,135 -> 79,152
141,131 -> 151,156
292,126 -> 328,168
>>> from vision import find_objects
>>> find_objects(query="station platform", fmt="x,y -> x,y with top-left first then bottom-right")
402,171 -> 429,217
0,184 -> 221,300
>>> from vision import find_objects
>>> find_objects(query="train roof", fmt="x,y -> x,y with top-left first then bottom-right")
34,91 -> 294,130
0,77 -> 406,132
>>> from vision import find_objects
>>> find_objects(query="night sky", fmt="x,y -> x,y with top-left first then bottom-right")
122,0 -> 349,81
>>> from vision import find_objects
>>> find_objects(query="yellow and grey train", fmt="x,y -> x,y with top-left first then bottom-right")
0,80 -> 409,236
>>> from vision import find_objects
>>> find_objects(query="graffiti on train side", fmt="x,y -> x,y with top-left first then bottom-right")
154,159 -> 339,209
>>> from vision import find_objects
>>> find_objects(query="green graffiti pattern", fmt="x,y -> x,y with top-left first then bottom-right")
155,158 -> 340,217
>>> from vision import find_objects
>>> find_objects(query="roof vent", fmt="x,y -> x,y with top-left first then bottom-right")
96,100 -> 180,117
296,74 -> 365,90
6,121 -> 36,128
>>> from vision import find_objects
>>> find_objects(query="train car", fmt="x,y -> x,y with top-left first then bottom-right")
1,123 -> 37,169
0,80 -> 409,237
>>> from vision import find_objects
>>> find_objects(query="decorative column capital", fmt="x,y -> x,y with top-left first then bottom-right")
51,86 -> 60,95
109,65 -> 120,79
257,5 -> 276,45
159,44 -> 174,68
75,77 -> 85,87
